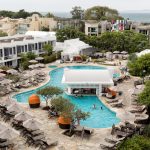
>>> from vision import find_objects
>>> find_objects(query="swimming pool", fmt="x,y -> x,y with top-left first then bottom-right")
13,66 -> 121,128
48,65 -> 58,68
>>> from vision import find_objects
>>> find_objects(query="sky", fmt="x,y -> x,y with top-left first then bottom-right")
0,0 -> 149,12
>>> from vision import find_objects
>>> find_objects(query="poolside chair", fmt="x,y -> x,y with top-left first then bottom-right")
29,78 -> 38,86
66,59 -> 73,63
34,76 -> 42,83
10,85 -> 19,92
76,59 -> 82,63
83,128 -> 94,139
21,81 -> 31,88
74,126 -> 85,139
39,139 -> 58,150
134,114 -> 149,124
36,75 -> 45,80
105,98 -> 119,103
105,136 -> 125,143
83,59 -> 88,64
110,99 -> 123,107
100,141 -> 119,150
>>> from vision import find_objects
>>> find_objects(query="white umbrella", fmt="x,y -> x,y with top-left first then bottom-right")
121,51 -> 128,54
35,57 -> 44,60
0,121 -> 8,131
0,69 -> 3,72
30,70 -> 41,75
128,88 -> 143,95
56,54 -> 58,59
136,84 -> 146,90
28,71 -> 36,76
109,86 -> 123,92
37,63 -> 45,67
7,103 -> 25,112
23,118 -> 43,129
0,79 -> 12,85
117,111 -> 135,121
29,60 -> 38,63
1,98 -> 17,106
28,65 -> 35,68
0,73 -> 6,77
7,69 -> 18,74
113,51 -> 120,54
0,128 -> 20,145
14,111 -> 33,121
106,52 -> 112,54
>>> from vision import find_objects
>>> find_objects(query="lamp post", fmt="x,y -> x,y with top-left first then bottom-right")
143,70 -> 146,84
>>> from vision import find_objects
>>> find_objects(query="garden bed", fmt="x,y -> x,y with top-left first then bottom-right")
62,130 -> 76,137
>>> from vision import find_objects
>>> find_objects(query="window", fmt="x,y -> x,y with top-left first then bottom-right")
45,42 -> 46,44
39,43 -> 42,49
91,28 -> 97,33
27,24 -> 30,27
10,48 -> 12,55
25,45 -> 27,52
63,23 -> 66,25
139,30 -> 147,35
35,43 -> 37,49
41,26 -> 43,29
0,49 -> 3,57
17,46 -> 21,56
88,27 -> 90,32
22,46 -> 24,52
0,24 -> 2,27
41,21 -> 42,24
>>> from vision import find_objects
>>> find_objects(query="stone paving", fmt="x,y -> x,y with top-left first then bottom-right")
0,60 -> 141,150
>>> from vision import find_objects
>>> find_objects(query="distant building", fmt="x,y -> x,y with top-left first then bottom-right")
0,14 -> 53,35
49,18 -> 85,33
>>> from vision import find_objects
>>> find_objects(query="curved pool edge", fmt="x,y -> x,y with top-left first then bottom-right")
12,64 -> 121,128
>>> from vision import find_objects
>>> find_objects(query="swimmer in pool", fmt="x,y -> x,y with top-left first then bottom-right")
81,95 -> 83,98
93,104 -> 96,108
101,107 -> 103,110
75,94 -> 78,98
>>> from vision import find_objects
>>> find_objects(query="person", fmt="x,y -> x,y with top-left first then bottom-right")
72,120 -> 78,127
52,109 -> 57,115
92,104 -> 96,108
125,67 -> 127,75
81,95 -> 83,98
101,107 -> 103,110
75,94 -> 78,98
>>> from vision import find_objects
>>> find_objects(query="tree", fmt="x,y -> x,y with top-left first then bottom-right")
70,6 -> 84,19
18,53 -> 28,63
51,97 -> 90,133
30,12 -> 42,17
36,86 -> 63,106
84,6 -> 122,21
12,9 -> 30,19
42,44 -> 53,56
45,12 -> 54,18
42,27 -> 49,31
129,53 -> 150,77
51,26 -> 57,32
74,108 -> 90,125
76,24 -> 83,32
26,52 -> 36,60
127,53 -> 138,67
0,32 -> 8,37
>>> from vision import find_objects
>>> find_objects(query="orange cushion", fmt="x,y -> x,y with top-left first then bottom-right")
58,116 -> 70,124
28,94 -> 40,104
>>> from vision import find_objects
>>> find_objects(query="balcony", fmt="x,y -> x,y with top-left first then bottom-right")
18,27 -> 28,30
4,55 -> 17,60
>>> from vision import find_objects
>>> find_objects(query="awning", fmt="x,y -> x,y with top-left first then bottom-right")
84,88 -> 91,90
83,48 -> 101,52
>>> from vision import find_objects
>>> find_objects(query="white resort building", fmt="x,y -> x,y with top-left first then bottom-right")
62,67 -> 116,95
54,38 -> 92,60
0,31 -> 56,67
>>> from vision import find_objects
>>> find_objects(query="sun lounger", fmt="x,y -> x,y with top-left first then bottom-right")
130,106 -> 146,113
83,128 -> 94,139
48,110 -> 59,118
39,139 -> 58,150
134,114 -> 149,123
110,99 -> 123,107
105,98 -> 119,103
21,81 -> 31,88
100,141 -> 119,149
83,59 -> 88,64
105,136 -> 125,143
76,59 -> 82,63
10,85 -> 19,92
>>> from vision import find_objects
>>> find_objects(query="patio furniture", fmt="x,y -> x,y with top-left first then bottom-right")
48,110 -> 59,119
134,114 -> 149,124
83,128 -> 94,139
74,126 -> 84,139
110,99 -> 123,107
39,139 -> 58,150
105,98 -> 119,103
28,95 -> 40,108
10,85 -> 19,92
105,136 -> 125,143
100,141 -> 119,149
83,59 -> 88,64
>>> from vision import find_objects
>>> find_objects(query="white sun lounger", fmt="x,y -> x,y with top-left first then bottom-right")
110,99 -> 123,107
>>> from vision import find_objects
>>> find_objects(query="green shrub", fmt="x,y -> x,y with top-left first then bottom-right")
80,55 -> 89,61
26,52 -> 36,60
103,63 -> 109,65
44,51 -> 62,64
143,125 -> 150,137
117,135 -> 150,150
101,50 -> 106,53
119,58 -> 123,61
73,56 -> 77,61
5,74 -> 20,83
0,66 -> 13,70
94,60 -> 105,63
21,61 -> 30,70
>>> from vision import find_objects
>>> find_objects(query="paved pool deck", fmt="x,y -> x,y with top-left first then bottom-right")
0,60 -> 141,150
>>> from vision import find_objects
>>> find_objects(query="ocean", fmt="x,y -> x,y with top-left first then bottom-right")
41,12 -> 150,23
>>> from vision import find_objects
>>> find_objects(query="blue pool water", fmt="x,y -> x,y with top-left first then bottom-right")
13,66 -> 121,128
48,65 -> 58,68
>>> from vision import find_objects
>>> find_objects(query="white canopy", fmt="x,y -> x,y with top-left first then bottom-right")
137,49 -> 150,57
62,68 -> 114,85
